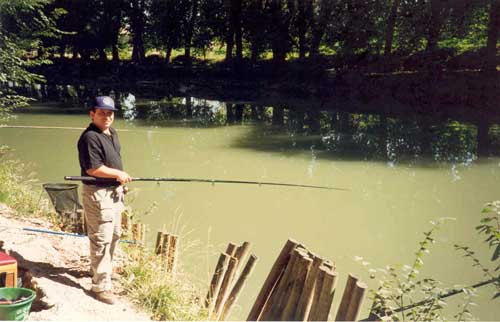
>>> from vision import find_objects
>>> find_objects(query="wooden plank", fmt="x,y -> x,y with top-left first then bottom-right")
220,254 -> 258,320
246,239 -> 299,321
335,274 -> 359,321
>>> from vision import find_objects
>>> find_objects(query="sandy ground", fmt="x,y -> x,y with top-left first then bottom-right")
0,203 -> 151,321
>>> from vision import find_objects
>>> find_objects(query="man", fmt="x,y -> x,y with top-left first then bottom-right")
77,96 -> 132,304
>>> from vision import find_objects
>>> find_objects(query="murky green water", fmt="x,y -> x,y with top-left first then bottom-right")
1,102 -> 500,320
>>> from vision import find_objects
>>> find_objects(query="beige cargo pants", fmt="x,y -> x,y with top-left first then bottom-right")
82,184 -> 125,292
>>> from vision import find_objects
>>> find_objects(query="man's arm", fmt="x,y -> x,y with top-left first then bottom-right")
87,165 -> 132,184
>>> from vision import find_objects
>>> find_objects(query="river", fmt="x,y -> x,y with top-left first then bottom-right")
1,95 -> 499,320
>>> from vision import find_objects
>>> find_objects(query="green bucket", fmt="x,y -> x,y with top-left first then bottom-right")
0,288 -> 36,321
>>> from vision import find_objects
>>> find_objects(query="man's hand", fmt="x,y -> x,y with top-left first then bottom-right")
116,171 -> 132,184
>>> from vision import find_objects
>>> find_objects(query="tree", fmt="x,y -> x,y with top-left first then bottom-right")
128,0 -> 147,63
0,0 -> 53,119
485,0 -> 500,72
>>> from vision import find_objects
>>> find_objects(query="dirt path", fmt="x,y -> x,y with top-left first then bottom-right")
0,204 -> 151,321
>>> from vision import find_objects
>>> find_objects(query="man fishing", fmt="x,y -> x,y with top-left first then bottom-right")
77,96 -> 131,304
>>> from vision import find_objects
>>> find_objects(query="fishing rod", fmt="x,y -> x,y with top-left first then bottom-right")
64,176 -> 348,191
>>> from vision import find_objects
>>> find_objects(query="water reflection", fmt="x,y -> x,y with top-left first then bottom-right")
14,83 -> 500,165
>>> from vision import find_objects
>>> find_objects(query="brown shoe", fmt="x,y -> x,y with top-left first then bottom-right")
94,291 -> 115,305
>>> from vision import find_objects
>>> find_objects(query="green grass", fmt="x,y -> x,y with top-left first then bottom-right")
0,153 -> 53,218
121,246 -> 208,321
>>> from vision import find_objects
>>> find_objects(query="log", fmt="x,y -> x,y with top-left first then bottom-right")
247,239 -> 299,321
206,253 -> 231,315
312,268 -> 338,321
220,254 -> 258,320
280,255 -> 313,320
294,256 -> 324,321
344,281 -> 367,321
335,274 -> 359,321
260,248 -> 303,320
155,231 -> 164,254
213,256 -> 239,320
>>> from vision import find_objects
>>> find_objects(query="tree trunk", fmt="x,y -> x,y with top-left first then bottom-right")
485,0 -> 500,72
131,0 -> 146,63
384,0 -> 400,57
185,0 -> 199,67
309,0 -> 330,58
58,44 -> 66,58
234,0 -> 243,64
297,0 -> 310,59
426,0 -> 444,52
270,0 -> 287,64
225,0 -> 234,63
477,120 -> 490,156
166,47 -> 172,64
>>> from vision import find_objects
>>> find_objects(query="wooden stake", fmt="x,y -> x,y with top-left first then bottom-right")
247,239 -> 299,321
161,233 -> 171,257
294,256 -> 324,321
220,255 -> 258,320
280,255 -> 313,320
155,231 -> 164,254
308,263 -> 327,321
344,281 -> 367,321
225,242 -> 238,257
213,256 -> 239,320
141,224 -> 147,246
335,274 -> 359,321
234,241 -> 250,275
312,268 -> 338,321
260,248 -> 303,320
206,253 -> 231,316
168,235 -> 178,273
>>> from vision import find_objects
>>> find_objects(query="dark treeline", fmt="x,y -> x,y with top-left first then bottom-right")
5,0 -> 499,73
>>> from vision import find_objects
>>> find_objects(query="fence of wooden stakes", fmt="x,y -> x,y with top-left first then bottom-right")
247,239 -> 368,321
206,241 -> 259,321
155,231 -> 179,274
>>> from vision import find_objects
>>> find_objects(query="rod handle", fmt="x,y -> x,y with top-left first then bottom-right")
64,176 -> 118,182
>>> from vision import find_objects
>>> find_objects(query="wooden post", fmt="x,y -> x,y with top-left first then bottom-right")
168,235 -> 178,273
225,242 -> 238,257
213,256 -> 239,320
308,263 -> 327,321
247,239 -> 299,321
260,248 -> 303,320
141,223 -> 147,246
344,281 -> 367,321
155,231 -> 164,254
280,254 -> 313,320
311,268 -> 338,321
335,274 -> 359,321
121,212 -> 130,235
294,256 -> 324,321
206,253 -> 231,317
220,254 -> 258,320
234,241 -> 250,275
132,223 -> 140,243
161,233 -> 171,258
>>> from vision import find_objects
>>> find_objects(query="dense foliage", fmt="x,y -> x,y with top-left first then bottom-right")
3,0 -> 497,71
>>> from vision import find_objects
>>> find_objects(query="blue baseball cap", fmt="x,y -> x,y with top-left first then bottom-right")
93,96 -> 117,111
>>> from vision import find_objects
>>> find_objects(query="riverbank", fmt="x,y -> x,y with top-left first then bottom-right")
0,154 -> 206,320
0,205 -> 151,320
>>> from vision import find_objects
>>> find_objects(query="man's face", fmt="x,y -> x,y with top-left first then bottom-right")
90,108 -> 114,131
